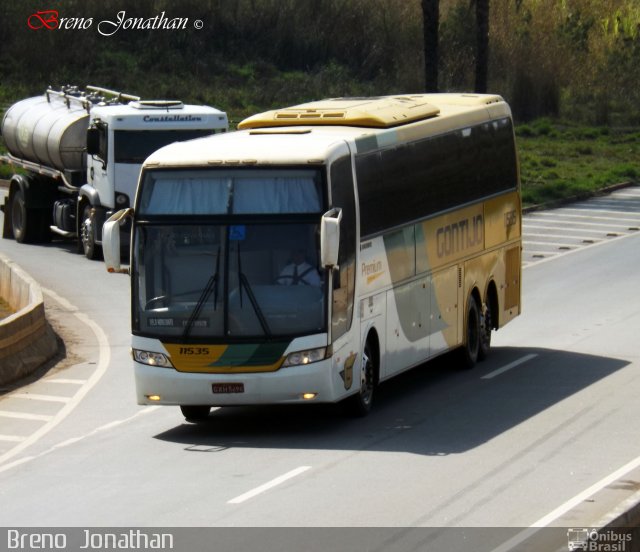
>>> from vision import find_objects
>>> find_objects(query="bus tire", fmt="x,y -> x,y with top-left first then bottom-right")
180,405 -> 211,422
478,300 -> 492,361
347,339 -> 376,416
460,295 -> 481,369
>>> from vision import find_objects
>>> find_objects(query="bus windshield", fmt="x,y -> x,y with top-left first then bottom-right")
132,168 -> 326,339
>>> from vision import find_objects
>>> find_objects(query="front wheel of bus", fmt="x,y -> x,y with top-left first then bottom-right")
460,295 -> 481,369
180,405 -> 211,422
348,340 -> 376,416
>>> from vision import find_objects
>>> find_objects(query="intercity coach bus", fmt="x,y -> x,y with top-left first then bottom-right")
103,94 -> 522,420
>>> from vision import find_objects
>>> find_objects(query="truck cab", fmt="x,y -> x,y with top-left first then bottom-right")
78,100 -> 228,258
1,86 -> 228,259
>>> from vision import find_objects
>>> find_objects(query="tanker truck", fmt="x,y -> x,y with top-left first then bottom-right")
0,85 -> 228,259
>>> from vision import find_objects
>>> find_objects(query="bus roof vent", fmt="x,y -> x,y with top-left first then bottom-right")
238,96 -> 440,130
129,100 -> 184,110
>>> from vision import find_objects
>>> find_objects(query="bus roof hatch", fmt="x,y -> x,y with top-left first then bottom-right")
238,96 -> 441,130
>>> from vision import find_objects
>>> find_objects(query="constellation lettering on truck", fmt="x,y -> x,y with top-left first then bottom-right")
143,115 -> 204,123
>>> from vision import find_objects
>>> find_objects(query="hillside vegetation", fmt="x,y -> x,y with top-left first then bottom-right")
2,0 -> 640,124
0,0 -> 639,203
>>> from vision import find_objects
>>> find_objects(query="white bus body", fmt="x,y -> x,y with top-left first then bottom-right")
104,94 -> 521,419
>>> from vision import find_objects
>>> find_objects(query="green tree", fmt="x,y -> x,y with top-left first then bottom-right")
475,0 -> 489,93
422,0 -> 440,92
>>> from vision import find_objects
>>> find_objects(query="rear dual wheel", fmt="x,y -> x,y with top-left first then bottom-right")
461,295 -> 492,368
10,187 -> 50,243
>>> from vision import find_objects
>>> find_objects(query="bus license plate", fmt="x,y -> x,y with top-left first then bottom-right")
212,383 -> 244,394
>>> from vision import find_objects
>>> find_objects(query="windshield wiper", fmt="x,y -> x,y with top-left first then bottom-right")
182,247 -> 220,342
237,244 -> 272,337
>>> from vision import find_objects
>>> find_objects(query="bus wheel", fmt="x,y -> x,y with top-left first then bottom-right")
348,340 -> 376,416
478,301 -> 492,361
180,405 -> 211,422
460,295 -> 481,369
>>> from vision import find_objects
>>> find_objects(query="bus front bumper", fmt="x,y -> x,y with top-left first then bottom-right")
134,358 -> 342,406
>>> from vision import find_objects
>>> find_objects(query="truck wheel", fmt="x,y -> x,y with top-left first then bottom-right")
10,188 -> 37,244
80,204 -> 102,260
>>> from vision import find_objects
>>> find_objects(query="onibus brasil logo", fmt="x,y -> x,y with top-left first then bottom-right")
567,528 -> 632,551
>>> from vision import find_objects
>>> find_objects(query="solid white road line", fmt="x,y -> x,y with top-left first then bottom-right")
481,354 -> 538,380
491,452 -> 640,552
0,287 -> 111,467
228,466 -> 312,504
0,406 -> 161,475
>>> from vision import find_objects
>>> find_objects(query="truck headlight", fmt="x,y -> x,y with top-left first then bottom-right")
282,347 -> 328,367
132,349 -> 173,368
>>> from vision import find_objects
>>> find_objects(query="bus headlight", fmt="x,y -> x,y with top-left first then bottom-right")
282,347 -> 328,367
132,349 -> 173,368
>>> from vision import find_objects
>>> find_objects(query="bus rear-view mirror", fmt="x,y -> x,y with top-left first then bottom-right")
320,208 -> 342,268
103,208 -> 133,274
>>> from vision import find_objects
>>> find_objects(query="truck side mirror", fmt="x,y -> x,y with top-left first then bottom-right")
86,127 -> 100,156
320,208 -> 342,268
103,208 -> 133,274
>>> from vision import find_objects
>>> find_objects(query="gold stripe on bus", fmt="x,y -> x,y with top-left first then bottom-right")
163,343 -> 286,374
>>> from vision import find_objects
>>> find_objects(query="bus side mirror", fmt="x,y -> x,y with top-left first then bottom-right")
321,208 -> 342,268
103,208 -> 133,274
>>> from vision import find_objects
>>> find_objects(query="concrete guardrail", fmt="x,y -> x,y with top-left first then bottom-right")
0,253 -> 58,385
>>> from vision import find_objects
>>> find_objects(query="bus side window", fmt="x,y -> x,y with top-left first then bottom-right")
330,156 -> 356,340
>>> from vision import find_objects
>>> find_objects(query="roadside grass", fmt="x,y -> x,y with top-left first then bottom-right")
516,119 -> 640,207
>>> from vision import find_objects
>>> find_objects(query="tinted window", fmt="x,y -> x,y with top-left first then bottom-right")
330,156 -> 357,339
355,118 -> 518,237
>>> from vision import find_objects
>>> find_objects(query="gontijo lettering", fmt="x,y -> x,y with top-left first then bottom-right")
436,214 -> 483,257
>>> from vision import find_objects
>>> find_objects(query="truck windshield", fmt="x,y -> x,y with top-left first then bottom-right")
132,168 -> 326,339
114,130 -> 218,164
